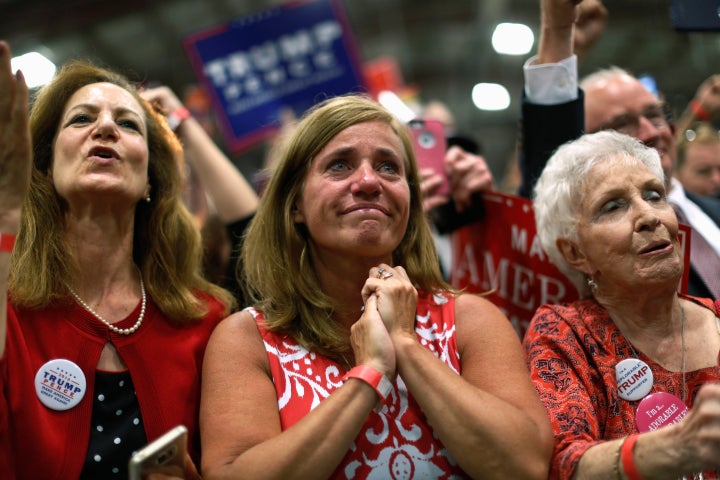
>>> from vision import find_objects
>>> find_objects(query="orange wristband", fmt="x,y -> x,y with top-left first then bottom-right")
342,365 -> 392,400
690,100 -> 711,121
0,232 -> 16,252
621,434 -> 643,480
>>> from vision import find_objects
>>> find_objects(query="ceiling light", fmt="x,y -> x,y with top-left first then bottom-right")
378,90 -> 416,123
11,51 -> 56,89
491,23 -> 534,55
472,83 -> 511,111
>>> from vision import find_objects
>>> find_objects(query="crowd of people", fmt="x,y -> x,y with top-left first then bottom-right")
0,0 -> 719,478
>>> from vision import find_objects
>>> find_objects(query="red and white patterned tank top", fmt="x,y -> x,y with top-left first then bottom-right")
249,291 -> 469,479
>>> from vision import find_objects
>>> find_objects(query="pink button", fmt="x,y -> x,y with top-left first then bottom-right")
636,391 -> 688,432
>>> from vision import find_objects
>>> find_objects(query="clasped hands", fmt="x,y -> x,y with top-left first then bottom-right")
349,264 -> 418,381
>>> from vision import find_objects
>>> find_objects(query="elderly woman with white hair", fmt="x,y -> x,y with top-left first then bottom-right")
523,130 -> 720,480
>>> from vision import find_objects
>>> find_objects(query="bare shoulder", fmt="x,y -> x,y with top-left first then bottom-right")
212,308 -> 258,337
207,309 -> 266,363
454,293 -> 513,329
453,293 -> 522,350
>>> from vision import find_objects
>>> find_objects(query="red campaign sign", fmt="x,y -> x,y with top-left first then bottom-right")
449,192 -> 691,339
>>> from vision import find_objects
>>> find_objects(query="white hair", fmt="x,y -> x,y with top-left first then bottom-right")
532,130 -> 665,297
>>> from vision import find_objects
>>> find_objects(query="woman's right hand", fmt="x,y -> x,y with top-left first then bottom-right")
668,383 -> 720,473
349,294 -> 396,380
0,40 -> 31,229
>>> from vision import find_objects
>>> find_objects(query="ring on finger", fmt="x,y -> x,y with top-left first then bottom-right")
382,272 -> 393,279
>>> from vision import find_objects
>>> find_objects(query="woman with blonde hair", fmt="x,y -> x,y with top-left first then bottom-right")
200,94 -> 552,479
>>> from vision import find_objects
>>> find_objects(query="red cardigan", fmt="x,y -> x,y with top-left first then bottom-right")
0,294 -> 225,480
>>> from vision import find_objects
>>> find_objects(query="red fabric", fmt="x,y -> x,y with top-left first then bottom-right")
0,232 -> 15,252
0,294 -> 225,480
523,296 -> 720,480
253,292 -> 468,479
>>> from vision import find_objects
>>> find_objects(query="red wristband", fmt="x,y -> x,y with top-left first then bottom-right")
342,365 -> 392,400
621,434 -> 643,480
167,106 -> 191,131
0,232 -> 16,253
690,100 -> 711,121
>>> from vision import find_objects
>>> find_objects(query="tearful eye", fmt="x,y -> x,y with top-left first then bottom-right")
379,162 -> 399,174
328,160 -> 350,172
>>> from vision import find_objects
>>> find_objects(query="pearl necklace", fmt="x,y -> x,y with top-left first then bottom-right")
68,278 -> 146,335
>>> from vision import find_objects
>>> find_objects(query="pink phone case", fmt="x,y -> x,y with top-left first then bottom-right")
408,118 -> 449,196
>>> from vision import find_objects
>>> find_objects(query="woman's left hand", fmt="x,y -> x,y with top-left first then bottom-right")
361,264 -> 418,341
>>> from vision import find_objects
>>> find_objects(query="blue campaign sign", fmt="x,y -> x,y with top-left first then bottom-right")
183,0 -> 366,152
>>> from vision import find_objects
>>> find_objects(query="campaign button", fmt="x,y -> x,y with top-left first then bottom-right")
615,358 -> 653,401
34,359 -> 87,411
636,391 -> 688,432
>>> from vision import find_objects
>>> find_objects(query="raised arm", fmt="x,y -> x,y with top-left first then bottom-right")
674,74 -> 720,142
140,86 -> 259,223
0,41 -> 31,358
518,0 -> 585,198
538,0 -> 580,64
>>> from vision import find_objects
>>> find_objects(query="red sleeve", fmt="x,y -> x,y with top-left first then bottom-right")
0,302 -> 14,475
523,304 -> 607,480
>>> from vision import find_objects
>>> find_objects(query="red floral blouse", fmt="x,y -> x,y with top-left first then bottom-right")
523,296 -> 720,480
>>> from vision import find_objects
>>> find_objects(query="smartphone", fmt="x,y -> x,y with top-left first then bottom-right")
408,118 -> 449,196
128,425 -> 188,480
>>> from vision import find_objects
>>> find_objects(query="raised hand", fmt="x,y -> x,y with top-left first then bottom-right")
0,41 -> 31,229
445,146 -> 494,212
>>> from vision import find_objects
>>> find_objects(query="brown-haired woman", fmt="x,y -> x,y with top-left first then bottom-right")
199,94 -> 552,479
0,41 -> 234,479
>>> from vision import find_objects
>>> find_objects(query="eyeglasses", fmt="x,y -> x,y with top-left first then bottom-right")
597,103 -> 673,136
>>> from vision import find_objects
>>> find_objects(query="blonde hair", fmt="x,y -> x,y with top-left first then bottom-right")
241,94 -> 449,359
10,60 -> 234,320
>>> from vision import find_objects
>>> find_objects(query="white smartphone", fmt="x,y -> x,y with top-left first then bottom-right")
128,425 -> 188,480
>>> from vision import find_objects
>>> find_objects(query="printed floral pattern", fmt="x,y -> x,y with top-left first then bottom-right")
523,296 -> 720,480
